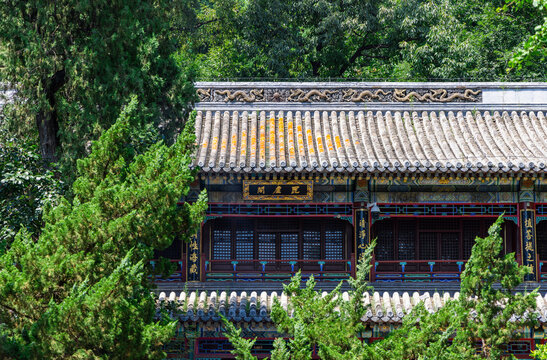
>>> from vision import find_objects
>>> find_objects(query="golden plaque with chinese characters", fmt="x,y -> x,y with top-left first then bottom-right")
243,180 -> 313,200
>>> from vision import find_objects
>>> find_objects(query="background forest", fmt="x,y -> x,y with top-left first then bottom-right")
179,0 -> 546,80
0,0 -> 546,358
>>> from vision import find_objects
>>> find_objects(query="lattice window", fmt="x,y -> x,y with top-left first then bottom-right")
258,233 -> 276,260
280,233 -> 299,260
302,230 -> 321,260
376,221 -> 394,260
235,230 -> 254,260
207,218 -> 349,262
325,228 -> 344,260
398,220 -> 416,260
463,220 -> 480,258
212,229 -> 231,260
538,222 -> 547,260
419,233 -> 437,260
440,233 -> 459,260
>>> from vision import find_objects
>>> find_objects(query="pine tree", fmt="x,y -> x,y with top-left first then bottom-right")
225,217 -> 537,359
0,97 -> 206,359
374,216 -> 538,359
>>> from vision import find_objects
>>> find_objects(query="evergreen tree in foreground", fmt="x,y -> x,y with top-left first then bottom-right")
225,216 -> 537,359
0,97 -> 206,359
377,216 -> 538,359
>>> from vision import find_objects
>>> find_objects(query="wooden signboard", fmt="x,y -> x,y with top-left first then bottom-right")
243,180 -> 313,200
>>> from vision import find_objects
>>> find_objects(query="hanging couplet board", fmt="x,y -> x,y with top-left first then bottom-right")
520,209 -> 538,282
243,180 -> 313,200
186,232 -> 200,282
355,209 -> 369,262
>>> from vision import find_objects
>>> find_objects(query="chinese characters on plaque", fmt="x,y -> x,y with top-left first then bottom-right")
187,233 -> 200,281
356,209 -> 369,263
520,209 -> 538,282
243,180 -> 313,200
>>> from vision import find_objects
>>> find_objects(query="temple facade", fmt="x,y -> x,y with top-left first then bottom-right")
156,82 -> 547,359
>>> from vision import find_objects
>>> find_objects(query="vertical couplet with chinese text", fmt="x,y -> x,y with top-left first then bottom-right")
520,209 -> 538,282
355,209 -> 370,278
187,231 -> 201,281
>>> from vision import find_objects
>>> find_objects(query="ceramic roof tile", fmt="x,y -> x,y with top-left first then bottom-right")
157,290 -> 547,324
192,110 -> 547,175
258,111 -> 266,168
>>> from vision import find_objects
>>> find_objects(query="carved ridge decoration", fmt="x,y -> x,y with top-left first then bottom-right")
287,89 -> 337,102
342,89 -> 389,101
214,89 -> 264,102
197,87 -> 482,103
393,89 -> 481,102
197,88 -> 211,101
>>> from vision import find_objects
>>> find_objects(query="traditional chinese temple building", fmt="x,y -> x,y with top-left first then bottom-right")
156,82 -> 547,359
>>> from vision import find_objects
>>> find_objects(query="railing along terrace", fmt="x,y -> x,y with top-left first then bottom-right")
373,260 -> 466,282
150,259 -> 186,282
205,259 -> 353,282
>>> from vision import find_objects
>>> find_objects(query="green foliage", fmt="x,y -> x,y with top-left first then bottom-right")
401,0 -> 546,80
223,239 -> 376,360
505,0 -> 547,70
453,216 -> 537,358
375,216 -> 538,360
0,98 -> 207,359
225,217 -> 537,359
0,0 -> 196,172
0,132 -> 63,252
223,318 -> 259,360
533,342 -> 547,359
179,0 -> 546,80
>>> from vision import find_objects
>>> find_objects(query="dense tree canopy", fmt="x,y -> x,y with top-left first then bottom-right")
0,132 -> 63,252
178,0 -> 546,80
0,0 -> 196,170
506,0 -> 547,69
0,99 -> 206,359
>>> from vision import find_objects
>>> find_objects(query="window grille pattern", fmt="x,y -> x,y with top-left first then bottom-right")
303,230 -> 321,260
419,233 -> 437,260
325,229 -> 344,260
398,221 -> 416,260
212,229 -> 231,259
441,233 -> 459,260
235,230 -> 254,259
374,219 -> 502,261
208,218 -> 348,261
258,233 -> 276,259
280,233 -> 299,259
376,222 -> 394,261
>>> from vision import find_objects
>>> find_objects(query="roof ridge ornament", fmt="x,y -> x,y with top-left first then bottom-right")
198,86 -> 482,103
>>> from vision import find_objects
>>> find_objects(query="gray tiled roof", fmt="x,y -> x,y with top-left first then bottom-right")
192,110 -> 547,174
158,290 -> 547,323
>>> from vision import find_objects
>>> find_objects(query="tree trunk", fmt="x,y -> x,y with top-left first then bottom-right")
36,110 -> 59,162
36,70 -> 65,162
